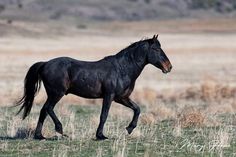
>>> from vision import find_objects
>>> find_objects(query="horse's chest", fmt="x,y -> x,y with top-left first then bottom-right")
116,77 -> 135,98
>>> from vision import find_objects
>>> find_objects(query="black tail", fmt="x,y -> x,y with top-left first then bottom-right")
16,62 -> 45,119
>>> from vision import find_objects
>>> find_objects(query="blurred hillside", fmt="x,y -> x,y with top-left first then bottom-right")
0,0 -> 236,22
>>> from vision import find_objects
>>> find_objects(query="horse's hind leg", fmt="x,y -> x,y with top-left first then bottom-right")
47,99 -> 64,136
34,100 -> 49,139
34,95 -> 62,139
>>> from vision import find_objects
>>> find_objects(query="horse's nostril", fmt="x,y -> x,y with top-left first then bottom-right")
169,65 -> 172,71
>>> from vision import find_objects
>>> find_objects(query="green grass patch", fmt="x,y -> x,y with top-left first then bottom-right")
0,105 -> 235,156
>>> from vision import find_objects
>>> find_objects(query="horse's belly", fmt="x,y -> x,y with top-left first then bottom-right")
68,81 -> 102,98
67,68 -> 104,98
70,90 -> 102,99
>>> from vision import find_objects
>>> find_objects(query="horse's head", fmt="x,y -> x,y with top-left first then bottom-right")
147,35 -> 172,73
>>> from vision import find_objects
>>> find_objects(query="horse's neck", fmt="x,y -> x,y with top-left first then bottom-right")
115,49 -> 147,81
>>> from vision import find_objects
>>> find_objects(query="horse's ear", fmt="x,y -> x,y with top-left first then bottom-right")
152,35 -> 156,39
152,34 -> 158,41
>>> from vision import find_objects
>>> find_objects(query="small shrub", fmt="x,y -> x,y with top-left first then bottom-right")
140,113 -> 156,125
14,128 -> 34,139
178,108 -> 205,128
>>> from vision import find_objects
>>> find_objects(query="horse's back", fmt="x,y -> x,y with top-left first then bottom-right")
68,57 -> 118,98
39,56 -> 117,98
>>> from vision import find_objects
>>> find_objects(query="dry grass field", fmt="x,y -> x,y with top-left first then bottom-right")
0,18 -> 236,156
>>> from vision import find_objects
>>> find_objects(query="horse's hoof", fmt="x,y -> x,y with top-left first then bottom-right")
34,134 -> 46,140
54,132 -> 69,140
96,134 -> 108,140
62,134 -> 69,138
126,126 -> 134,134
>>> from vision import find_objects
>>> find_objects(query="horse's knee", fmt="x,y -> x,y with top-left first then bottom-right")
134,106 -> 140,115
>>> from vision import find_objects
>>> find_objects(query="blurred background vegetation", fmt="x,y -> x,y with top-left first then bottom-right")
0,0 -> 236,23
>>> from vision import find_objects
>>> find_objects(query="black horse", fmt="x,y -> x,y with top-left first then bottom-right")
16,35 -> 172,140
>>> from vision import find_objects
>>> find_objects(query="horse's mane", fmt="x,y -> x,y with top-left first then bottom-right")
115,38 -> 151,58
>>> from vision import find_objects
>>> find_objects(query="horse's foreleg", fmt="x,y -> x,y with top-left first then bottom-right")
115,98 -> 140,134
96,93 -> 114,140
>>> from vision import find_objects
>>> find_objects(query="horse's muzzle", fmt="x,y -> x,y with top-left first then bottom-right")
161,61 -> 172,74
